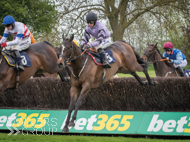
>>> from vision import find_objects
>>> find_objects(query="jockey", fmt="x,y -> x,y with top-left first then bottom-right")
163,42 -> 187,77
13,32 -> 36,44
0,15 -> 31,71
79,12 -> 111,68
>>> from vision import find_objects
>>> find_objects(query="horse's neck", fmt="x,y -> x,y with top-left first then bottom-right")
71,47 -> 87,75
153,51 -> 174,77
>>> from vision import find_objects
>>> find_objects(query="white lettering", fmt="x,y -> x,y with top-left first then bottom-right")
162,120 -> 176,132
6,113 -> 17,127
87,114 -> 97,130
147,115 -> 163,132
0,116 -> 7,127
176,116 -> 188,132
75,118 -> 86,130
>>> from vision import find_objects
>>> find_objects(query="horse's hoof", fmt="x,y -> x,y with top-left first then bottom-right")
68,121 -> 75,127
62,127 -> 69,133
150,81 -> 157,86
141,81 -> 148,86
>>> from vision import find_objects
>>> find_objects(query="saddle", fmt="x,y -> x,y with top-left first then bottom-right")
1,50 -> 31,67
85,49 -> 116,65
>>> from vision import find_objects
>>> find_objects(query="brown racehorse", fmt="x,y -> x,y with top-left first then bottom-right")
0,41 -> 66,94
141,43 -> 178,77
57,34 -> 156,133
0,35 -> 69,79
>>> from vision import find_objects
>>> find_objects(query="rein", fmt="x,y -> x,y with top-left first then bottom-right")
59,42 -> 97,79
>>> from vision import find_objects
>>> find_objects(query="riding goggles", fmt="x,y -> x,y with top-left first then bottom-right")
87,20 -> 94,24
4,24 -> 12,27
165,48 -> 172,52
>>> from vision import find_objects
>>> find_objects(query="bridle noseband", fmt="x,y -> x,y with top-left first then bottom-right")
143,47 -> 156,62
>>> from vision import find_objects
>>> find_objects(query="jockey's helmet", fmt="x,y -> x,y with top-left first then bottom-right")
86,12 -> 97,23
163,42 -> 173,51
2,15 -> 15,25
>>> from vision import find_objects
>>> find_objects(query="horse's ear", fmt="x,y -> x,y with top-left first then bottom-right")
154,42 -> 158,48
70,34 -> 74,41
62,34 -> 65,41
147,43 -> 150,46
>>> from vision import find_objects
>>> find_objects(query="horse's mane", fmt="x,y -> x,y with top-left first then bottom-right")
120,41 -> 148,69
43,41 -> 55,48
155,47 -> 174,68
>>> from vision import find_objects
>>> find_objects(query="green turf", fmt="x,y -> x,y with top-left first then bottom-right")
115,64 -> 156,78
0,133 -> 189,142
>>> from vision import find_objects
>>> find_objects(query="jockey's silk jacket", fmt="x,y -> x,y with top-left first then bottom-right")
0,22 -> 31,46
163,49 -> 186,64
80,20 -> 111,47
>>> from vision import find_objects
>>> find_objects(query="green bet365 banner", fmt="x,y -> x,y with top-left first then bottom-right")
0,109 -> 190,136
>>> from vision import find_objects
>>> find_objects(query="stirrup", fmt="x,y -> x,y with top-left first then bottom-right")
102,61 -> 111,68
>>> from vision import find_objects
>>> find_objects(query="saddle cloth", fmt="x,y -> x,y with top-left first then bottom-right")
85,49 -> 116,65
1,51 -> 32,67
183,69 -> 190,77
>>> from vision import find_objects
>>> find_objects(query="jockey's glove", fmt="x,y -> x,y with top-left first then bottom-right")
83,44 -> 91,50
79,44 -> 84,49
166,57 -> 173,63
1,42 -> 7,47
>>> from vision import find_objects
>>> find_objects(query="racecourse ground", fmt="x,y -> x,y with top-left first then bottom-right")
0,133 -> 190,142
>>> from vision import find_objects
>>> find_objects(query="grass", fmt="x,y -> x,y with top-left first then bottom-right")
0,133 -> 189,142
115,64 -> 156,78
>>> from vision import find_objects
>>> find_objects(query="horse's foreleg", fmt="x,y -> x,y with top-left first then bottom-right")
143,69 -> 156,85
62,87 -> 79,133
69,83 -> 90,127
131,72 -> 147,86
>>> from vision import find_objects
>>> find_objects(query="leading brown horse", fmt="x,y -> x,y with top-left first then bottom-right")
58,34 -> 156,133
141,43 -> 179,77
0,41 -> 66,94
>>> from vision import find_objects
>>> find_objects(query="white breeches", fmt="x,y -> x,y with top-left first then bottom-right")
94,37 -> 112,50
4,37 -> 31,51
174,59 -> 187,68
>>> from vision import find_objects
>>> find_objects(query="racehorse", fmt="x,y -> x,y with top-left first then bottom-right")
0,35 -> 69,79
0,41 -> 67,94
141,43 -> 178,77
58,34 -> 156,133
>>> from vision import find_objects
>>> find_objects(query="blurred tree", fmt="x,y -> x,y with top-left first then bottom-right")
0,0 -> 57,40
56,0 -> 190,42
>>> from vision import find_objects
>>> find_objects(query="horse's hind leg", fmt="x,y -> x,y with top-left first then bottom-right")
131,72 -> 148,86
142,68 -> 156,85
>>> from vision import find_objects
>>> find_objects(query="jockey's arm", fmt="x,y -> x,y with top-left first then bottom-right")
89,29 -> 106,47
80,29 -> 90,46
163,52 -> 166,58
0,32 -> 9,44
6,27 -> 24,46
172,52 -> 183,65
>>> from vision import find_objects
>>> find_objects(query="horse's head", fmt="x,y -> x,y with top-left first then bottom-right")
141,43 -> 158,62
57,34 -> 80,68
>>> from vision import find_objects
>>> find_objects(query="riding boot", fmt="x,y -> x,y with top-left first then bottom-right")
14,50 -> 24,71
176,66 -> 185,77
98,48 -> 111,68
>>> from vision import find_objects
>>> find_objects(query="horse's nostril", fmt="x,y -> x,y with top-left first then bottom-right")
58,63 -> 63,68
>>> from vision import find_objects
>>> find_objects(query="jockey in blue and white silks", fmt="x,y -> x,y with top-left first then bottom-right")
0,15 -> 31,71
163,42 -> 187,77
80,12 -> 112,68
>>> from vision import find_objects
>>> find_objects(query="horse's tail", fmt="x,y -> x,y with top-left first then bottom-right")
120,40 -> 148,69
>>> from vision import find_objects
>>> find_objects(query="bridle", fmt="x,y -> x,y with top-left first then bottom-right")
143,47 -> 157,62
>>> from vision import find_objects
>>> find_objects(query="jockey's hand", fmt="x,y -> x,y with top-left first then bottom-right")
79,44 -> 84,49
83,44 -> 91,50
1,42 -> 7,47
166,57 -> 173,63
